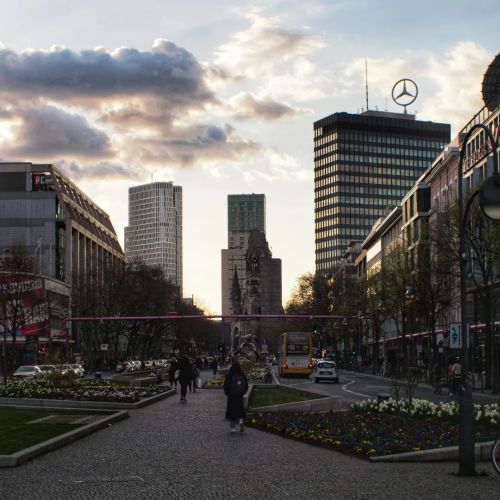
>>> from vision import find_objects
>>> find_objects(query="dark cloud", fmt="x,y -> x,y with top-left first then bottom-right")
0,40 -> 261,169
0,39 -> 214,108
56,160 -> 143,181
128,123 -> 259,166
230,93 -> 301,120
2,105 -> 113,159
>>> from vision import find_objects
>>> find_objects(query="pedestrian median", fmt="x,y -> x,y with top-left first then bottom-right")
245,383 -> 344,413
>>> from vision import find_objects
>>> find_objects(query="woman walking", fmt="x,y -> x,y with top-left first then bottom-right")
178,355 -> 193,403
223,359 -> 248,433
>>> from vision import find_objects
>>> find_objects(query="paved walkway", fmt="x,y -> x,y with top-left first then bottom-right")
0,372 -> 498,499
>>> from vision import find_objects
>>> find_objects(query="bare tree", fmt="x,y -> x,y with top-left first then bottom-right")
0,243 -> 47,382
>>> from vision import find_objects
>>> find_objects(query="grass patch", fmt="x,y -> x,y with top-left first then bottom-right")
0,408 -> 84,454
249,387 -> 315,409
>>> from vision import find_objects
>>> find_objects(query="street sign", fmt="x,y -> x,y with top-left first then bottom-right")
449,323 -> 461,349
100,344 -> 108,351
261,344 -> 268,353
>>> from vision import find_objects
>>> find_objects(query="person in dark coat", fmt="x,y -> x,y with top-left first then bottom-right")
178,355 -> 193,403
168,357 -> 179,388
223,360 -> 249,433
211,358 -> 218,377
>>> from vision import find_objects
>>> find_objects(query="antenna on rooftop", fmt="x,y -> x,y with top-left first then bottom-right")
365,58 -> 369,112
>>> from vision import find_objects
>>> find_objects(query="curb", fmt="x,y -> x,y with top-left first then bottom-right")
340,370 -> 500,401
0,387 -> 176,410
369,440 -> 495,462
0,410 -> 129,467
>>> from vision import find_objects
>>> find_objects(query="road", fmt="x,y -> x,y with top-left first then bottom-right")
277,369 -> 500,406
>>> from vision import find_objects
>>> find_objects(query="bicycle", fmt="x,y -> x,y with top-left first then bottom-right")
492,437 -> 500,475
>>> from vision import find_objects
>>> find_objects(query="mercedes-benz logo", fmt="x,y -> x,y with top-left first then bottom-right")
392,79 -> 418,110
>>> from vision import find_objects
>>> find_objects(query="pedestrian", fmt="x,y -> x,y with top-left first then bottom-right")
191,359 -> 200,393
203,357 -> 208,369
451,357 -> 462,396
168,356 -> 179,388
223,359 -> 248,433
178,355 -> 193,403
211,358 -> 218,377
195,357 -> 203,371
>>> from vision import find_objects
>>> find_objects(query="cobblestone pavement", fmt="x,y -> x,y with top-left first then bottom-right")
0,372 -> 498,500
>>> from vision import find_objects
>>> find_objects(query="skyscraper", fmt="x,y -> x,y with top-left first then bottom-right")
125,182 -> 182,294
221,194 -> 265,316
313,110 -> 450,272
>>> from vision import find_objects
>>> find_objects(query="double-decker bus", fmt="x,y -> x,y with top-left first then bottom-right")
277,331 -> 313,376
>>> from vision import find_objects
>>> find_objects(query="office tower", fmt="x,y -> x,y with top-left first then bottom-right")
313,110 -> 450,272
125,182 -> 182,294
221,194 -> 265,316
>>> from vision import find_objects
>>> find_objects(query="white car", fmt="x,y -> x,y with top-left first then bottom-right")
13,365 -> 44,380
314,360 -> 339,383
69,364 -> 85,378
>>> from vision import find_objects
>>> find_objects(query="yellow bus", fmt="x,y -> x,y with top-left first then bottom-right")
277,331 -> 313,376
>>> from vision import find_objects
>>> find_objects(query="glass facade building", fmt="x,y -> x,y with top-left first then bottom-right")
313,110 -> 450,272
227,194 -> 266,233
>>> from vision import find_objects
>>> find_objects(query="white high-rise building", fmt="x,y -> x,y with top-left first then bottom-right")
125,182 -> 182,294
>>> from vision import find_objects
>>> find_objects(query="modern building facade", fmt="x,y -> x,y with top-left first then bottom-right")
0,162 -> 125,283
313,110 -> 451,272
221,194 -> 265,316
124,182 -> 183,294
0,161 -> 125,361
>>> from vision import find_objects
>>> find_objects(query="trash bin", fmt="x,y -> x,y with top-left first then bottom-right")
377,392 -> 391,402
95,372 -> 102,380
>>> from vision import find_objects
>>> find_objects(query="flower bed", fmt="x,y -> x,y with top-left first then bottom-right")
351,398 -> 500,427
0,379 -> 168,403
246,368 -> 265,382
202,377 -> 225,389
248,398 -> 500,459
202,368 -> 265,388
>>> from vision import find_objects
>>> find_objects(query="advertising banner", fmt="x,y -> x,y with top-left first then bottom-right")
0,275 -> 49,337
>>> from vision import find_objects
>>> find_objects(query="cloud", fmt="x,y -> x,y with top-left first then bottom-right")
121,123 -> 259,166
55,160 -> 144,181
0,40 -> 213,109
228,92 -> 307,120
0,40 -> 261,168
214,12 -> 324,79
419,42 -> 492,131
0,104 -> 113,159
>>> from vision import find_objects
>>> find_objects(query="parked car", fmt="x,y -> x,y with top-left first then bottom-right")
54,364 -> 70,375
313,360 -> 339,383
38,364 -> 57,377
69,364 -> 85,378
13,365 -> 44,380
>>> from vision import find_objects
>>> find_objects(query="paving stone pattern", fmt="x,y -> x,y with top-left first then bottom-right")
0,373 -> 498,499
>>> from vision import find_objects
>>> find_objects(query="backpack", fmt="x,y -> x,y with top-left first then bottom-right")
230,375 -> 246,395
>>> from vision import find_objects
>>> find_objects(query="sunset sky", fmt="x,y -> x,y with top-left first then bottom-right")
0,0 -> 498,312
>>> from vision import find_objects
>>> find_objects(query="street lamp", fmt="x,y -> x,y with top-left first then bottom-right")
457,123 -> 499,476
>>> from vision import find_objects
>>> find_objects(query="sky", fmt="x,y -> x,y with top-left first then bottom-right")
0,0 -> 498,313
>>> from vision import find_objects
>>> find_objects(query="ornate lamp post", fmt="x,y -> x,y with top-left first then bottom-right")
457,124 -> 499,476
